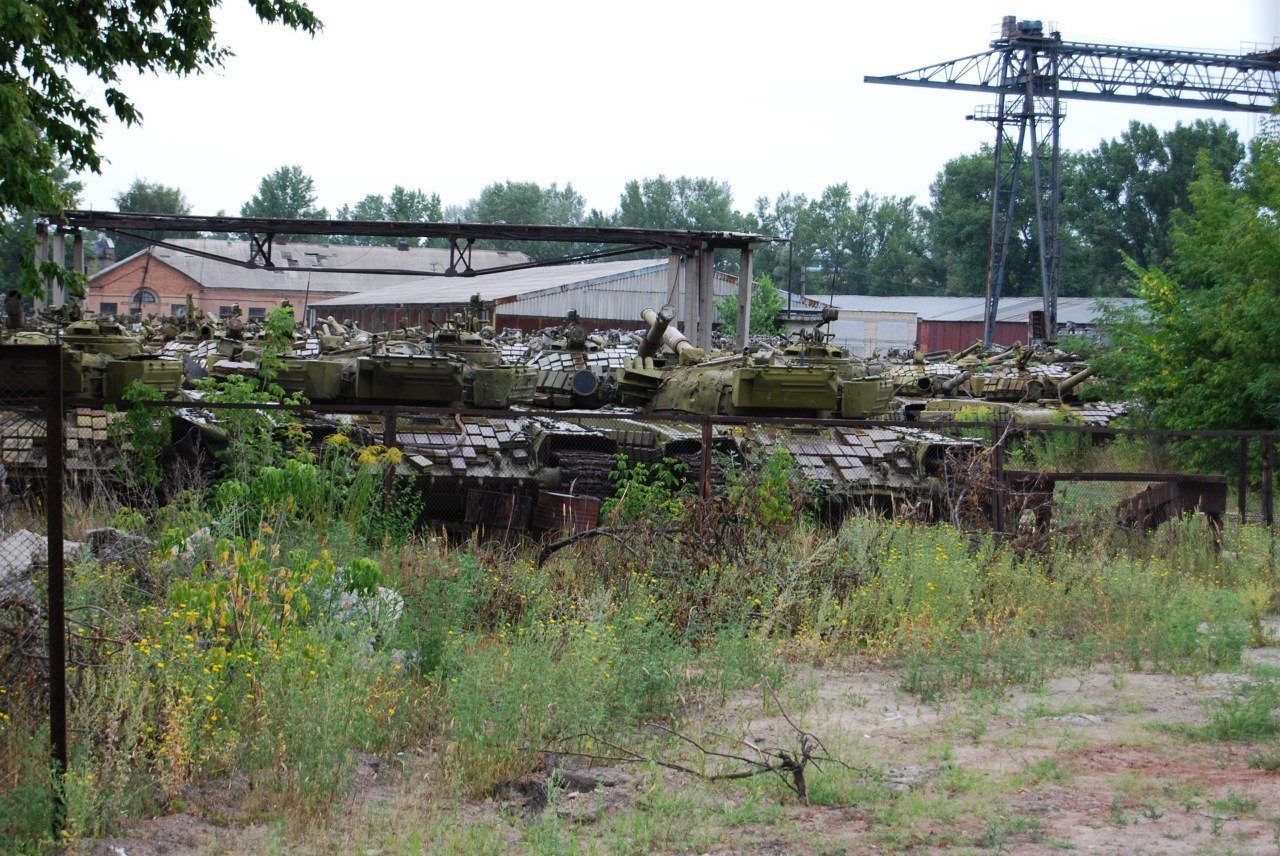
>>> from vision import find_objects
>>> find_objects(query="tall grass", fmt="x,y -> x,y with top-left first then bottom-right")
1,437 -> 1276,849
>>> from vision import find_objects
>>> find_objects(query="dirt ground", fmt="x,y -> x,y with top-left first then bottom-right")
87,633 -> 1280,856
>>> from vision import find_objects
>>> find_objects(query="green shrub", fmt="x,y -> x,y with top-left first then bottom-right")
602,455 -> 689,522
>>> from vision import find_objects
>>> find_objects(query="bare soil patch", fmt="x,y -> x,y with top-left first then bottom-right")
82,648 -> 1280,855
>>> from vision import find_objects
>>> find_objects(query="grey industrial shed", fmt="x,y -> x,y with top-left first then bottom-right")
312,258 -> 741,333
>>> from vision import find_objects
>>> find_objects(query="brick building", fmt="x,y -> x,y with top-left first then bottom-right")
86,239 -> 531,322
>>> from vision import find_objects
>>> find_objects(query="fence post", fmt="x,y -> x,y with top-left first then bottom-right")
44,346 -> 67,834
700,416 -> 712,502
990,424 -> 1005,534
1238,437 -> 1249,522
383,406 -> 398,507
1264,435 -> 1274,528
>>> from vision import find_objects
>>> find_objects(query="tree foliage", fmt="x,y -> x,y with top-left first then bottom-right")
752,186 -> 935,297
333,185 -> 443,246
1097,132 -> 1280,432
614,175 -> 752,232
1,0 -> 318,292
462,180 -> 586,257
240,165 -> 326,220
715,274 -> 786,337
113,178 -> 191,259
1066,119 -> 1243,285
0,167 -> 80,294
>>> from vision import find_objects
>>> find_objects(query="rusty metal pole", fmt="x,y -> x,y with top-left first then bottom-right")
1238,437 -> 1249,522
1264,435 -> 1274,528
45,345 -> 67,833
383,406 -> 398,507
990,424 -> 1005,534
700,416 -> 713,502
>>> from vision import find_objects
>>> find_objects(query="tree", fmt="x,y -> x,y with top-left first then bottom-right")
0,168 -> 82,294
113,179 -> 191,259
1066,120 -> 1243,289
333,185 -> 443,246
462,180 -> 587,257
241,165 -> 327,220
1097,134 -> 1280,433
924,147 -> 1037,297
752,186 -> 937,297
614,176 -> 751,232
2,0 -> 318,292
715,274 -> 786,337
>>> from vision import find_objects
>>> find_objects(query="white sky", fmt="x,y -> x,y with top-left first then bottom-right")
73,0 -> 1280,219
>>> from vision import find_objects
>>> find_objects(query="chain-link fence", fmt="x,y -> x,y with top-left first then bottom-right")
0,345 -> 64,840
64,400 -> 1278,544
5,388 -> 1277,843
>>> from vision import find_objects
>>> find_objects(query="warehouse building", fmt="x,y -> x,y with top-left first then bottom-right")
86,239 -> 532,322
825,295 -> 1139,355
312,257 -> 742,333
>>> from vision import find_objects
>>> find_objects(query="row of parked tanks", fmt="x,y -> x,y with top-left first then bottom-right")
5,297 -> 1121,532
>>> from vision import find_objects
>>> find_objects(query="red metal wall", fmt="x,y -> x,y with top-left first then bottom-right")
917,320 -> 1030,353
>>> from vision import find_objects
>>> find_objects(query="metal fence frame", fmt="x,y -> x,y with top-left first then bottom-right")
3,382 -> 1277,839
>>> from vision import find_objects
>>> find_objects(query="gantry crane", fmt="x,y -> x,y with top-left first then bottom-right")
866,15 -> 1280,345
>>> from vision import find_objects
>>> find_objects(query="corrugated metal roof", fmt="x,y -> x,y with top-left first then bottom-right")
827,295 -> 1138,323
313,258 -> 679,307
91,239 -> 533,294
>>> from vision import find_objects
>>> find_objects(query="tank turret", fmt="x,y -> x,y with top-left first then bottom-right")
527,310 -> 629,408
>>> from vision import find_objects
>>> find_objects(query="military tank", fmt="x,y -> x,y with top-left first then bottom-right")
905,342 -> 1127,427
11,315 -> 184,401
423,296 -> 538,408
560,306 -> 978,519
614,305 -> 893,419
527,310 -> 632,409
1,311 -> 184,482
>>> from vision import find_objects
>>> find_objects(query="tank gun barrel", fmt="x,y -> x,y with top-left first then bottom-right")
639,304 -> 703,363
638,305 -> 677,359
941,371 -> 972,394
1057,365 -> 1096,398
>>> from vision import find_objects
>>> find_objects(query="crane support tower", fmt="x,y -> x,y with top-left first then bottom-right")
867,14 -> 1280,345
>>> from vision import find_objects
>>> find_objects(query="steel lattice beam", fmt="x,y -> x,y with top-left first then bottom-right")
866,41 -> 1280,112
867,17 -> 1280,344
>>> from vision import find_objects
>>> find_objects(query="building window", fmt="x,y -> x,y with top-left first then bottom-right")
170,304 -> 187,317
130,288 -> 158,306
219,306 -> 234,318
99,302 -> 118,316
247,307 -> 266,321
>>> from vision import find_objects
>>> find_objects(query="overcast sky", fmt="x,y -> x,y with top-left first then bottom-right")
73,0 -> 1280,219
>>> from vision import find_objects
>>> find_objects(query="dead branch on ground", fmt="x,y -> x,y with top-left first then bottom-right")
543,680 -> 862,804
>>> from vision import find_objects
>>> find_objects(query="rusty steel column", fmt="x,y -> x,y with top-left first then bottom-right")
700,416 -> 713,502
45,345 -> 67,833
990,425 -> 1005,533
1264,435 -> 1274,528
1239,437 -> 1249,522
383,406 -> 398,507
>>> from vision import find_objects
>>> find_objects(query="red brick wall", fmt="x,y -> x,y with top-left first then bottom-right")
87,256 -> 351,322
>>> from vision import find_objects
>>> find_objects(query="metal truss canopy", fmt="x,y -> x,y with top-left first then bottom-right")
46,211 -> 777,254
